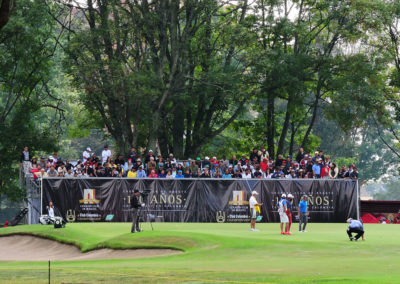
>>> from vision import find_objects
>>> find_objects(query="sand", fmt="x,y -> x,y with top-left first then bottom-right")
0,235 -> 181,261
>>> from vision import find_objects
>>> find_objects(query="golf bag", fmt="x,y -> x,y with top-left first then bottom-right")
10,208 -> 28,226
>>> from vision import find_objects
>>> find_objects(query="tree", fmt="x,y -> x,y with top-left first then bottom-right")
0,0 -> 15,30
0,0 -> 63,201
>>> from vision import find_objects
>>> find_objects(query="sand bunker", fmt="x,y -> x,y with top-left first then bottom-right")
0,235 -> 181,261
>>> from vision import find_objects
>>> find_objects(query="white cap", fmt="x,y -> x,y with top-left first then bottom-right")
251,191 -> 258,195
213,156 -> 217,159
86,147 -> 91,151
49,156 -> 54,160
287,193 -> 294,199
205,156 -> 210,160
149,149 -> 153,152
281,193 -> 286,198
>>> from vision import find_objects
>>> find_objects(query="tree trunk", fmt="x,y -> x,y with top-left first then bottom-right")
266,91 -> 275,159
301,94 -> 319,148
172,100 -> 185,159
276,95 -> 293,156
289,121 -> 296,156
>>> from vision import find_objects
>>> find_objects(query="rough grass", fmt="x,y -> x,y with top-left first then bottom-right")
0,222 -> 399,283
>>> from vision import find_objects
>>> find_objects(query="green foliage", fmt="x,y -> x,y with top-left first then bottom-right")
0,0 -> 61,201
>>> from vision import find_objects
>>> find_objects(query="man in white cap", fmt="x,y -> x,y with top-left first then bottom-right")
249,191 -> 262,231
83,147 -> 91,163
278,193 -> 289,235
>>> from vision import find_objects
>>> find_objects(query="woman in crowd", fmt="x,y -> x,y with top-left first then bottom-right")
166,169 -> 174,179
329,163 -> 338,179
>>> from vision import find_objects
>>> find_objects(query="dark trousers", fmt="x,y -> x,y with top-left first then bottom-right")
131,208 -> 141,233
347,227 -> 364,240
299,212 -> 307,231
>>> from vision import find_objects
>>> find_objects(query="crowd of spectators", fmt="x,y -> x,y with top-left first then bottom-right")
20,145 -> 359,180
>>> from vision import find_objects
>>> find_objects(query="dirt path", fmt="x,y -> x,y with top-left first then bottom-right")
0,235 -> 181,261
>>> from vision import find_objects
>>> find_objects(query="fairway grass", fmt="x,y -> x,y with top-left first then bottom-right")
0,222 -> 399,283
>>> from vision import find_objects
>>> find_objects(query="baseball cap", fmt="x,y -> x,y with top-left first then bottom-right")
178,170 -> 182,173
196,157 -> 201,160
86,147 -> 91,151
149,149 -> 153,152
281,193 -> 286,198
287,193 -> 294,199
251,191 -> 258,195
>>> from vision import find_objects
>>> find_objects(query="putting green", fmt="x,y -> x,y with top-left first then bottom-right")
0,222 -> 399,283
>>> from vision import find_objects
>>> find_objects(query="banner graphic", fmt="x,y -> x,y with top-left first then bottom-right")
42,178 -> 358,223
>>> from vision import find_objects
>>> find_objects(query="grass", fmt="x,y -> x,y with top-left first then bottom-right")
0,222 -> 399,283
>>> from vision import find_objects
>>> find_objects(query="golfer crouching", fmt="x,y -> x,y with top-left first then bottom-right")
346,218 -> 365,241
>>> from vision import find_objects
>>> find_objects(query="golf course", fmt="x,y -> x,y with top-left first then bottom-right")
0,222 -> 399,283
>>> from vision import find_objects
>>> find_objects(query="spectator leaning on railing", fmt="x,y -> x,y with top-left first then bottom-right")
21,146 -> 359,180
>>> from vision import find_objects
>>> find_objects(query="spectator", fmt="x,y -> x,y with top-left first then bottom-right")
184,169 -> 192,178
200,168 -> 211,178
127,147 -> 137,163
232,169 -> 242,178
275,154 -> 284,167
271,167 -> 284,179
158,169 -> 167,178
329,163 -> 338,178
190,161 -> 199,177
83,147 -> 91,163
222,169 -> 232,178
243,168 -> 253,179
52,152 -> 59,163
127,168 -> 137,178
202,156 -> 211,169
65,168 -> 74,178
175,170 -> 184,178
253,167 -> 263,179
148,169 -> 158,178
286,169 -> 297,179
136,166 -> 146,178
115,154 -> 125,166
321,163 -> 330,179
145,150 -> 155,163
20,146 -> 31,174
259,146 -> 269,161
213,169 -> 222,178
312,159 -> 321,178
350,167 -> 359,180
47,166 -> 58,177
123,158 -> 134,172
102,145 -> 111,164
296,147 -> 305,163
250,147 -> 260,163
229,155 -> 238,166
166,169 -> 174,179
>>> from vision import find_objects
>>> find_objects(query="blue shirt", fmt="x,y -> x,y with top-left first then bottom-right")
222,174 -> 232,178
137,170 -> 146,178
299,200 -> 308,213
348,220 -> 363,230
312,164 -> 321,175
175,174 -> 184,178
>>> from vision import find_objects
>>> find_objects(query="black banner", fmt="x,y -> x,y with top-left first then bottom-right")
42,178 -> 358,223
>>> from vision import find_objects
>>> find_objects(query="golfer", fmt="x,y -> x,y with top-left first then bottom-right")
131,189 -> 145,233
346,218 -> 365,241
249,191 -> 262,231
298,195 -> 309,232
286,194 -> 294,234
278,194 -> 289,235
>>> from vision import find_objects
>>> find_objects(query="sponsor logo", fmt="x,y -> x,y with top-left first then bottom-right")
66,209 -> 76,222
79,189 -> 100,204
216,211 -> 226,223
228,191 -> 249,206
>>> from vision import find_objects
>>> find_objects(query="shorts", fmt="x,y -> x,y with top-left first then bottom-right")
250,208 -> 257,220
280,212 -> 289,223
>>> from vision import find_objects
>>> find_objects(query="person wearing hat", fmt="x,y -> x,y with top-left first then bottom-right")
136,165 -> 147,178
83,147 -> 91,163
131,189 -> 145,233
102,145 -> 111,164
298,195 -> 309,232
286,194 -> 294,234
249,191 -> 262,231
346,218 -> 365,241
278,194 -> 289,235
175,170 -> 184,178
